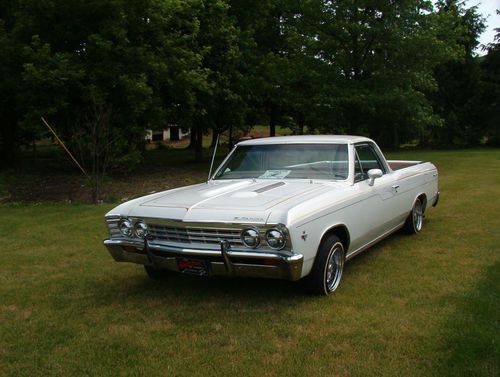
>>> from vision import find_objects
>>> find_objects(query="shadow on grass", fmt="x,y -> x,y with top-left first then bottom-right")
91,230 -> 407,308
92,268 -> 309,307
439,261 -> 499,377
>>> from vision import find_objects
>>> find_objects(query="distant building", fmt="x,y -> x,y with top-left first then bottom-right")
145,126 -> 189,142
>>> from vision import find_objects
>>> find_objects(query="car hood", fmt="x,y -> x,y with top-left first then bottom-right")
108,179 -> 345,224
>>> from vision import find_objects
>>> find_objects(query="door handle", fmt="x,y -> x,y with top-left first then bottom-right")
391,185 -> 400,193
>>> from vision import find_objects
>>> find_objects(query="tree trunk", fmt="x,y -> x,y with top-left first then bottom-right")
228,124 -> 233,151
298,113 -> 305,135
0,105 -> 18,169
187,129 -> 196,149
195,128 -> 203,162
269,107 -> 277,137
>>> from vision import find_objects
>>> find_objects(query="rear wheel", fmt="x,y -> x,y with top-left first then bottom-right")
144,265 -> 170,280
307,235 -> 345,295
404,198 -> 424,234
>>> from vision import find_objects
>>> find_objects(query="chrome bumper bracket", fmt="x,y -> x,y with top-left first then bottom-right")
220,240 -> 234,275
143,238 -> 156,268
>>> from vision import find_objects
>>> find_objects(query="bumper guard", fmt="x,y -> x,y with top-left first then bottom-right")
103,238 -> 304,281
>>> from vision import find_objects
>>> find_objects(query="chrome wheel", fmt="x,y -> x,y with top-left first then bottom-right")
413,198 -> 423,232
325,242 -> 344,292
404,197 -> 424,234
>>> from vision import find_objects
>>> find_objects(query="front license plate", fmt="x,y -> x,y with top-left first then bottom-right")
176,258 -> 209,276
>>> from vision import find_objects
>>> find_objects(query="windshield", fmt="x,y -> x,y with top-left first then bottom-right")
214,143 -> 349,180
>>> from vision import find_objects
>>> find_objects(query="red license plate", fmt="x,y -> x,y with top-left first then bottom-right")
176,258 -> 208,276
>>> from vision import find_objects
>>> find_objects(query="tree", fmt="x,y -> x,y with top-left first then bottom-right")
311,0 -> 468,148
430,0 -> 486,147
229,0 -> 292,137
2,0 -> 215,199
479,10 -> 500,146
188,0 -> 248,161
0,2 -> 27,166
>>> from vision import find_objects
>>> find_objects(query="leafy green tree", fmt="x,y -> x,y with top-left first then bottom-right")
430,0 -> 485,147
229,0 -> 292,136
0,1 -> 31,165
479,11 -> 500,146
312,0 -> 467,148
187,0 -> 248,160
5,0 -> 211,199
231,0 -> 471,147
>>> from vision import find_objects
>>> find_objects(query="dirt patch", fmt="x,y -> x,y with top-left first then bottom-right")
3,167 -> 207,203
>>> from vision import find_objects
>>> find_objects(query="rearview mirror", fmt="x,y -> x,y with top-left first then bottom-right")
367,169 -> 383,186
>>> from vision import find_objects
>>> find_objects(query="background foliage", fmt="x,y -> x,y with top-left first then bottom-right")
1,1 -> 498,176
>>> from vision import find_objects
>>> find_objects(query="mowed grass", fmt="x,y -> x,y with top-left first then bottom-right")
1,149 -> 499,377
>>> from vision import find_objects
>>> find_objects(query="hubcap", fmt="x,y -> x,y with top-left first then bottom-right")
326,244 -> 344,291
414,200 -> 423,232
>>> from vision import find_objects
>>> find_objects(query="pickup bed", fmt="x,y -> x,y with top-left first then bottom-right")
388,160 -> 424,171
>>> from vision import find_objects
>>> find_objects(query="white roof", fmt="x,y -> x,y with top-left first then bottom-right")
237,135 -> 373,146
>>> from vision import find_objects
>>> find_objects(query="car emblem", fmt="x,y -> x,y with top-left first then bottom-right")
301,231 -> 308,241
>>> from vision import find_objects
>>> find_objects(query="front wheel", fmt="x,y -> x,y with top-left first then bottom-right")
403,197 -> 424,234
307,235 -> 345,295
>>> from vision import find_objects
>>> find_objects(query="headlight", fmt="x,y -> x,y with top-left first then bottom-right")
265,228 -> 286,250
118,219 -> 133,237
134,221 -> 149,239
241,228 -> 260,248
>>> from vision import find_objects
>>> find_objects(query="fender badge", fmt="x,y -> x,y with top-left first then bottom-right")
301,231 -> 308,241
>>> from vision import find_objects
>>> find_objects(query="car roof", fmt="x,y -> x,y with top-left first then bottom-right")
236,135 -> 373,146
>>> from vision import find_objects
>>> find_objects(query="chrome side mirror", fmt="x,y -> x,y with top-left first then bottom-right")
367,169 -> 383,186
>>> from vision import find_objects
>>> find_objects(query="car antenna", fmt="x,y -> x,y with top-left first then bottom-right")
207,133 -> 220,182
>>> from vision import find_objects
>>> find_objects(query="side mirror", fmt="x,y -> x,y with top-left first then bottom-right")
367,169 -> 383,186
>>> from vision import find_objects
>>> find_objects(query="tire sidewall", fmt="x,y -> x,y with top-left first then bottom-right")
412,198 -> 423,233
307,235 -> 345,295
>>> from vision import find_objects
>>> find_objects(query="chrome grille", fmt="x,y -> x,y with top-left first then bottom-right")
148,224 -> 243,246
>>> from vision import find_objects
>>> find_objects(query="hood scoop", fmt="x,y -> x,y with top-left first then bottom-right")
230,181 -> 287,199
254,181 -> 286,193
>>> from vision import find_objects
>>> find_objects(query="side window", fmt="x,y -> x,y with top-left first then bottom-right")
354,144 -> 385,182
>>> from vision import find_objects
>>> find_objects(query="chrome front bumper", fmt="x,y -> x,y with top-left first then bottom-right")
103,239 -> 304,281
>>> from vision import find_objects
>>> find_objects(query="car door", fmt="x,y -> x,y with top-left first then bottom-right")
351,143 -> 401,249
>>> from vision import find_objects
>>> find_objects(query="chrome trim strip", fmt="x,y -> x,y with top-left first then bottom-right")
103,239 -> 298,259
106,215 -> 269,229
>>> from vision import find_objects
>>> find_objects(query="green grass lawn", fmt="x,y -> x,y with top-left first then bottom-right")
1,149 -> 499,376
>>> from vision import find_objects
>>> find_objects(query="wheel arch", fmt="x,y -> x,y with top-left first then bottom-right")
319,224 -> 350,254
415,193 -> 428,213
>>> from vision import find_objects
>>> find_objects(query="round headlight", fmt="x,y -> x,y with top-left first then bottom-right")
241,228 -> 260,248
266,228 -> 286,250
118,219 -> 133,237
134,221 -> 149,239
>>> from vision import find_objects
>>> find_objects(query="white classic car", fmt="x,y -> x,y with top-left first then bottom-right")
103,135 -> 439,295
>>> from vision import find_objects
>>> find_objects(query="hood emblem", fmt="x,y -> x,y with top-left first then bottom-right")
233,216 -> 264,222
